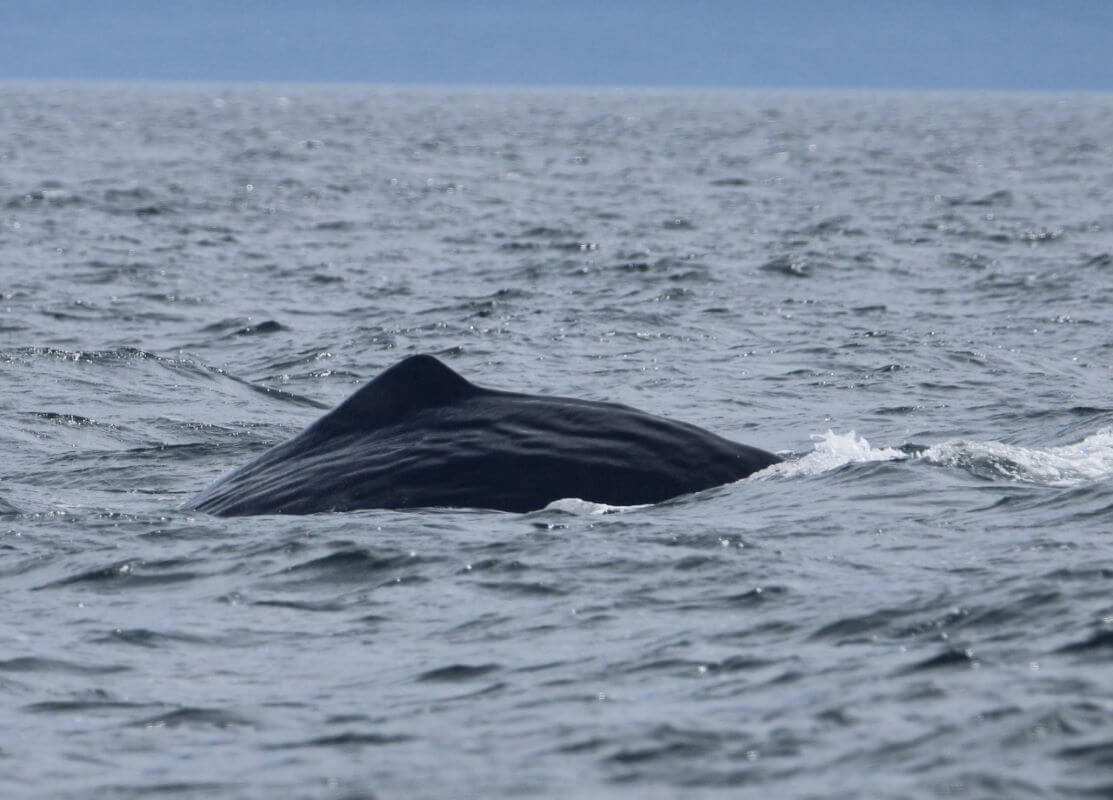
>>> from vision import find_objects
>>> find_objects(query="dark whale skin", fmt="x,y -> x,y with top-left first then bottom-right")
184,355 -> 781,515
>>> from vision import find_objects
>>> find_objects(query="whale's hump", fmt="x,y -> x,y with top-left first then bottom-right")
318,354 -> 479,434
186,354 -> 784,515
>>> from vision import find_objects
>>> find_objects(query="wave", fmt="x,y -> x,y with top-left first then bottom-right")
758,428 -> 1113,487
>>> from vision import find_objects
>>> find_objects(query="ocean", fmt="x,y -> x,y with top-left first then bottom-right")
2,82 -> 1112,799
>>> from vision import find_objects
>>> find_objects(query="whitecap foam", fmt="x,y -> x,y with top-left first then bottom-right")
753,430 -> 905,480
921,427 -> 1113,486
754,427 -> 1113,487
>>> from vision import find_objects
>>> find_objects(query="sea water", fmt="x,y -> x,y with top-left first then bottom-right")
2,83 -> 1113,798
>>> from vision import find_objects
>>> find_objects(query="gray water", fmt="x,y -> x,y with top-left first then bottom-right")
3,83 -> 1113,799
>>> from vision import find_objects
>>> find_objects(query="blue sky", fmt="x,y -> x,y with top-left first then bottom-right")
1,0 -> 1111,90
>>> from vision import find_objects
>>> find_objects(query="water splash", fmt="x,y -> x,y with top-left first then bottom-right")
922,429 -> 1113,486
755,430 -> 906,480
757,428 -> 1113,487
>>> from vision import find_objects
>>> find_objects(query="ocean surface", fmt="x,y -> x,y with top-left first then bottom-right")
2,83 -> 1113,799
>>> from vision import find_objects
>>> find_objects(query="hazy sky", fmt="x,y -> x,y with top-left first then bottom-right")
2,0 -> 1111,90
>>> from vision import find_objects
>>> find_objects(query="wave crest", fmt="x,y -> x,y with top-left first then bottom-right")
757,428 -> 1113,487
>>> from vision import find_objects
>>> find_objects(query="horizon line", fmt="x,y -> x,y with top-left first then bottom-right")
2,76 -> 1111,96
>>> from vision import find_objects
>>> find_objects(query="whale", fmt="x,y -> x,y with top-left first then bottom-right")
185,354 -> 781,515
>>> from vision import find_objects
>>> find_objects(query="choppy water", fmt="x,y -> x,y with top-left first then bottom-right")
3,83 -> 1113,799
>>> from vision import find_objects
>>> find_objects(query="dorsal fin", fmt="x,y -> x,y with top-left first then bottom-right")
316,355 -> 478,434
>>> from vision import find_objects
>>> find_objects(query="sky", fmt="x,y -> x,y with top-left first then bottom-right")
1,0 -> 1112,91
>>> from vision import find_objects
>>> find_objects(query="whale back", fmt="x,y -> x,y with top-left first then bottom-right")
185,355 -> 782,515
